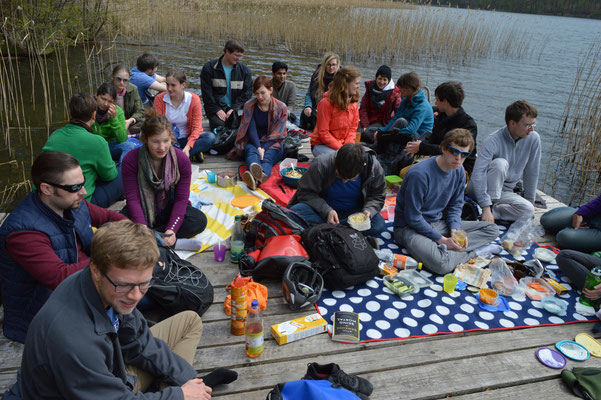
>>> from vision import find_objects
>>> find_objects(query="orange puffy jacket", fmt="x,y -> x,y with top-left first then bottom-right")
310,93 -> 359,150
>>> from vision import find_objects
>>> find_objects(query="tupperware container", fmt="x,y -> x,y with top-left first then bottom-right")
520,277 -> 555,301
479,288 -> 498,305
348,212 -> 371,231
383,275 -> 416,297
396,269 -> 434,289
541,297 -> 568,316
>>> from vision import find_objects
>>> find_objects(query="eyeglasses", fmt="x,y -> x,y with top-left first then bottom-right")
42,177 -> 86,193
447,146 -> 471,159
521,122 -> 536,129
103,272 -> 155,293
326,63 -> 338,68
115,77 -> 129,82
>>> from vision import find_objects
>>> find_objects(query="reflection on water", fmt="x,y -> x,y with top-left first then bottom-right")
2,7 -> 601,210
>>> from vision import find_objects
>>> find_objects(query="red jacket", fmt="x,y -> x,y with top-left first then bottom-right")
359,81 -> 401,129
311,93 -> 359,150
154,92 -> 204,149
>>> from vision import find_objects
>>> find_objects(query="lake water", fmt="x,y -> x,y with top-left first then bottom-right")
2,7 -> 601,210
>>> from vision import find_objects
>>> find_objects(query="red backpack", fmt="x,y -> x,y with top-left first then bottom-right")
245,199 -> 309,248
239,235 -> 309,280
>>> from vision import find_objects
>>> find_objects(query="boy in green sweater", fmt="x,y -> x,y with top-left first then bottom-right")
91,83 -> 137,163
43,93 -> 123,208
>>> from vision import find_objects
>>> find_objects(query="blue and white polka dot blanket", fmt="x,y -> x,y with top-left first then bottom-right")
315,223 -> 598,343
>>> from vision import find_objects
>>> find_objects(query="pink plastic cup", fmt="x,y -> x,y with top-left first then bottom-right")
213,243 -> 226,262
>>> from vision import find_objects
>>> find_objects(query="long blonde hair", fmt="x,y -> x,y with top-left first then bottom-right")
316,52 -> 340,102
328,66 -> 361,111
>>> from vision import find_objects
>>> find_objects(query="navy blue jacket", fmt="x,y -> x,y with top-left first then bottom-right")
200,55 -> 252,115
0,191 -> 93,343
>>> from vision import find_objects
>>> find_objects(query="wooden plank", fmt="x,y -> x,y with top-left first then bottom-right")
451,378 -> 574,400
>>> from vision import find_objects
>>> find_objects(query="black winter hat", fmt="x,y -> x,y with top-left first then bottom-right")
376,65 -> 392,81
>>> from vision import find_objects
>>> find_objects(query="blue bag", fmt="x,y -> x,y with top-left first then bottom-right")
267,380 -> 361,399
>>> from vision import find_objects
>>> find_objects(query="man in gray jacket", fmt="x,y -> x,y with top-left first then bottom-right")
4,220 -> 217,399
271,61 -> 297,123
288,143 -> 386,236
467,100 -> 541,223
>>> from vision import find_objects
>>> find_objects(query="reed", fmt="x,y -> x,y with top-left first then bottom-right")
542,41 -> 601,205
109,0 -> 531,64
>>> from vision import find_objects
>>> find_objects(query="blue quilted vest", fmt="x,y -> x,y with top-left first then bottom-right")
0,191 -> 93,343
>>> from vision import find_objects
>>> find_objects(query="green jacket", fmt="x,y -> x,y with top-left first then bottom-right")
42,123 -> 118,200
91,105 -> 127,143
123,83 -> 145,121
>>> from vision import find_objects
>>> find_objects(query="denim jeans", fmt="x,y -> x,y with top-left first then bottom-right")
109,140 -> 137,164
311,144 -> 337,158
289,202 -> 386,237
540,206 -> 601,252
90,166 -> 123,208
245,143 -> 284,177
176,132 -> 216,158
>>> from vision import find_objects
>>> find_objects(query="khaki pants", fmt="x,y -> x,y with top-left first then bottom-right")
126,311 -> 203,392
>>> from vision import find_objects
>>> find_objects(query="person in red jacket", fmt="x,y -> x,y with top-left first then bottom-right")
154,69 -> 216,163
359,65 -> 401,143
310,66 -> 361,157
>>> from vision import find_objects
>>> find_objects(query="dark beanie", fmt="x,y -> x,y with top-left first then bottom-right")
376,65 -> 392,81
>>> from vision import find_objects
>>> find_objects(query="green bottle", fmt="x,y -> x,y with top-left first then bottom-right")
579,266 -> 601,307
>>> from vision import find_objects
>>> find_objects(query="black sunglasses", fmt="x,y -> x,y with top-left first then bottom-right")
42,177 -> 86,193
447,146 -> 471,159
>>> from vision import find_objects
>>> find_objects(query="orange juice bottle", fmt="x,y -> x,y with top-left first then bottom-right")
245,300 -> 264,357
393,254 -> 422,270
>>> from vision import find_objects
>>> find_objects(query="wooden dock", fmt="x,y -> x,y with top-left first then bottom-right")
1,143 -> 600,399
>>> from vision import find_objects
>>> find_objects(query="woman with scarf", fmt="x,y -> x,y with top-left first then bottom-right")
299,52 -> 341,131
110,65 -> 145,136
310,66 -> 361,157
358,65 -> 401,144
227,76 -> 288,190
154,69 -> 216,163
91,82 -> 137,163
121,109 -> 207,247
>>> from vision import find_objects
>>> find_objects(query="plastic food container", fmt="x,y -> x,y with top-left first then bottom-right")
541,297 -> 568,316
217,171 -> 237,187
348,212 -> 371,231
385,175 -> 403,189
383,275 -> 416,297
396,269 -> 434,289
479,288 -> 498,305
280,166 -> 308,188
520,277 -> 555,301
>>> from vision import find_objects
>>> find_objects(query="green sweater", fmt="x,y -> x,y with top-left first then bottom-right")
91,105 -> 127,143
42,123 -> 118,200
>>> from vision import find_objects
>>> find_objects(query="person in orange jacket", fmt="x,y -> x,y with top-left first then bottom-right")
310,66 -> 361,158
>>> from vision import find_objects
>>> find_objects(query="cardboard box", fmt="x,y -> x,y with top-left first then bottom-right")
271,313 -> 327,345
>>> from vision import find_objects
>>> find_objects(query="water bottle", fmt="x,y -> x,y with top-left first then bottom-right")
245,300 -> 264,358
230,215 -> 245,264
579,266 -> 601,307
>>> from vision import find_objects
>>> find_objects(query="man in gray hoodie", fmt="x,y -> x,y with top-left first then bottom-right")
467,100 -> 540,223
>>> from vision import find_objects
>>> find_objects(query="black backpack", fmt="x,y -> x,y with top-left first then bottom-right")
245,199 -> 309,248
211,126 -> 238,155
301,224 -> 379,290
145,245 -> 214,322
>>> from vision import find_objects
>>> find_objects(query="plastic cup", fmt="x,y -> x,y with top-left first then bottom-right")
213,243 -> 226,262
387,205 -> 395,222
207,171 -> 216,184
355,132 -> 361,144
453,230 -> 467,247
479,288 -> 498,305
443,274 -> 458,294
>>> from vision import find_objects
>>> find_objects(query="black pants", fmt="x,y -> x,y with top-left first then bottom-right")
299,108 -> 316,131
556,249 -> 601,289
121,205 -> 207,238
208,109 -> 242,131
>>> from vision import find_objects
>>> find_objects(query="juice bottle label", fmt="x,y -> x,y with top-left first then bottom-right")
393,254 -> 407,269
246,330 -> 264,356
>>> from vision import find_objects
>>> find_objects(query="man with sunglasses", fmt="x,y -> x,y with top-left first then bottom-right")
5,220 -> 219,399
0,151 -> 126,343
393,129 -> 499,274
467,100 -> 540,223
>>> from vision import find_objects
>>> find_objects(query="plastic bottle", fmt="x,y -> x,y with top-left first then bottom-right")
245,300 -> 264,358
393,254 -> 422,270
579,266 -> 601,307
230,215 -> 245,264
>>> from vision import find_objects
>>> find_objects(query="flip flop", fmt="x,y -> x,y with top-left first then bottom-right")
575,333 -> 601,358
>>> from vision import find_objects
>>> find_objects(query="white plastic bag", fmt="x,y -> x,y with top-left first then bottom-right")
489,257 -> 523,299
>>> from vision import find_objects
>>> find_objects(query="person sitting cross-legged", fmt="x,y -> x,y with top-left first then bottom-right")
288,143 -> 386,237
227,76 -> 288,190
0,151 -> 126,343
271,61 -> 297,123
3,220 -> 238,399
393,128 -> 499,274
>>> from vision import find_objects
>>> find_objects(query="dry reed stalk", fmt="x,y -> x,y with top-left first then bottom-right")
543,41 -> 601,205
108,0 -> 531,64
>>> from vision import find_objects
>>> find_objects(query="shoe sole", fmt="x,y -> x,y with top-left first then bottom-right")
242,170 -> 256,190
250,163 -> 263,182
